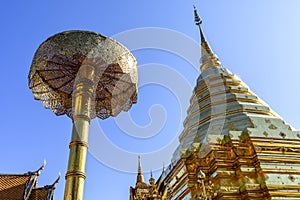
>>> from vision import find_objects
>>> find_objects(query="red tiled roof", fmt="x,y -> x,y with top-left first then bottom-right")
29,188 -> 50,200
0,174 -> 31,200
0,164 -> 58,200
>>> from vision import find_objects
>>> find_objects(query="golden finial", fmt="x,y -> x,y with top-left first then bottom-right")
136,155 -> 145,184
193,5 -> 202,26
138,155 -> 142,174
193,5 -> 221,71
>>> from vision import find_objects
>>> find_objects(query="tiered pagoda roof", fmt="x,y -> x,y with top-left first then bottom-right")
130,6 -> 300,200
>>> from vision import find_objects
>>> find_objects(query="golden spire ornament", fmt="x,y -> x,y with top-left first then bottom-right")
193,6 -> 221,71
28,30 -> 138,200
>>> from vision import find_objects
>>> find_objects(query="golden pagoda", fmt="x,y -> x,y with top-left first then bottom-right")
129,156 -> 163,200
129,7 -> 300,200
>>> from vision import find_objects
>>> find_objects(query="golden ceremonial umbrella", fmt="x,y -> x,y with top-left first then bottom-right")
28,30 -> 138,200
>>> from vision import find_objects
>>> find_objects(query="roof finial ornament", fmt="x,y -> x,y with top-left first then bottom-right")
44,172 -> 60,190
26,160 -> 46,176
52,172 -> 61,188
193,5 -> 221,71
138,155 -> 142,174
44,173 -> 61,199
36,160 -> 46,176
193,5 -> 202,26
136,155 -> 145,185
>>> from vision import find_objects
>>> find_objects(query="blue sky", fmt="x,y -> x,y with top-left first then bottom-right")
1,0 -> 300,199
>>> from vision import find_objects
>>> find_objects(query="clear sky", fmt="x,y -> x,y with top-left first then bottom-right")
1,0 -> 300,199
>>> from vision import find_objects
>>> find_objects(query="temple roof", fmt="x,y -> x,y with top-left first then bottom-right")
0,174 -> 33,199
0,162 -> 59,200
30,188 -> 51,200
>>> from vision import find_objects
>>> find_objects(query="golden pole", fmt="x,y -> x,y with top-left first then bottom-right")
29,31 -> 138,200
64,65 -> 95,200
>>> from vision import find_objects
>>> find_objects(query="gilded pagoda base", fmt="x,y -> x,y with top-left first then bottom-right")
184,117 -> 300,200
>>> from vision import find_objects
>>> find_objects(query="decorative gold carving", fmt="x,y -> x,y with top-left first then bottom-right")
279,132 -> 286,138
268,124 -> 277,130
288,175 -> 295,182
265,119 -> 271,123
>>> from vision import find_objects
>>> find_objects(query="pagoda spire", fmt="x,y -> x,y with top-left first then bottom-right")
193,5 -> 221,72
149,169 -> 155,184
136,155 -> 145,185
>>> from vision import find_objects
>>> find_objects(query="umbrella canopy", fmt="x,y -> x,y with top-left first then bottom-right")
29,30 -> 138,119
